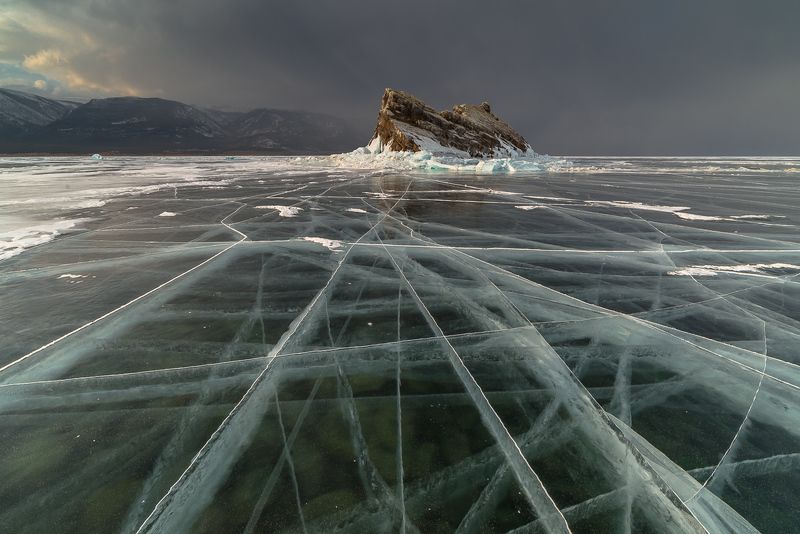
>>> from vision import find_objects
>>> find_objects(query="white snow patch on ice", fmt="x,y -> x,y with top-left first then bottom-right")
75,200 -> 106,209
674,212 -> 726,221
301,237 -> 342,250
673,211 -> 784,223
1,198 -> 106,209
588,201 -> 691,213
514,205 -> 543,211
58,273 -> 88,279
158,211 -> 177,217
668,263 -> 800,277
0,220 -> 81,261
256,205 -> 302,217
379,188 -> 523,196
728,214 -> 785,220
346,208 -> 368,214
525,195 -> 572,201
583,200 -> 784,225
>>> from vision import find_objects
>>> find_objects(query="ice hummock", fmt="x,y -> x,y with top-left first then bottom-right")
316,136 -> 570,174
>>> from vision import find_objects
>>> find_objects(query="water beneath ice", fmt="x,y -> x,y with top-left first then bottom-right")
2,155 -> 800,533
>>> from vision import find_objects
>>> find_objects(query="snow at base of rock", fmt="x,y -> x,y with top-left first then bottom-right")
305,142 -> 570,175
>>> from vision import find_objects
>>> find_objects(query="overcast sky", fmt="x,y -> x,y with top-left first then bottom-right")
1,0 -> 798,155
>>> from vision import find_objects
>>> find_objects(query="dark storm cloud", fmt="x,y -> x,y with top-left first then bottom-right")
3,0 -> 799,154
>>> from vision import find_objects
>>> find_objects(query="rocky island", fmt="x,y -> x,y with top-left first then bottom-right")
367,88 -> 533,158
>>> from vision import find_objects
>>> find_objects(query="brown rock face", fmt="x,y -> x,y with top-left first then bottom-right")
370,88 -> 531,157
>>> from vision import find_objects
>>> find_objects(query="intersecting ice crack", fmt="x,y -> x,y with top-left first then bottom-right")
388,195 -> 784,513
274,390 -> 309,534
0,173 -> 363,381
334,353 -> 416,529
243,378 -> 322,534
378,183 -> 766,528
135,180 -> 415,533
394,284 -> 407,534
370,224 -> 572,533
6,162 -> 800,533
0,324 -> 544,391
130,174 -> 780,528
0,230 -> 247,377
688,453 -> 800,481
299,400 -> 575,531
454,398 -> 563,533
684,352 -> 767,505
378,237 -> 702,528
118,247 -> 271,531
670,260 -> 771,503
0,172 -> 390,527
446,239 -> 800,393
316,249 -> 418,530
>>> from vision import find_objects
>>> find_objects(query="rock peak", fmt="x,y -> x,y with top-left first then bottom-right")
369,88 -> 531,157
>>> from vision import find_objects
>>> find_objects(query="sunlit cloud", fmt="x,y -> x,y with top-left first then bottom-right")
20,47 -> 138,95
22,48 -> 66,71
0,5 -> 143,97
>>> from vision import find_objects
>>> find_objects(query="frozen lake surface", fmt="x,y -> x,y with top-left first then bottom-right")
2,155 -> 800,533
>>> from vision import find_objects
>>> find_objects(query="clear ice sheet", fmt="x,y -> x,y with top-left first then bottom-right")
2,156 -> 800,533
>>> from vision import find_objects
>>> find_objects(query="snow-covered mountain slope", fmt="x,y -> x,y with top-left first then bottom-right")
42,97 -> 229,144
0,89 -> 77,133
228,108 -> 360,152
0,89 -> 359,154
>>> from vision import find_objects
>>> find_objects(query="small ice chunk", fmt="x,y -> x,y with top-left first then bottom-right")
346,208 -> 368,214
58,273 -> 90,284
158,211 -> 177,217
91,153 -> 103,160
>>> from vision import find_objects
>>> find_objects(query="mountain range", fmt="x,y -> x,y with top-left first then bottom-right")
0,88 -> 361,155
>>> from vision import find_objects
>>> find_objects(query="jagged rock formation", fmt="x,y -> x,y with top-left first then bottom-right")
369,88 -> 532,157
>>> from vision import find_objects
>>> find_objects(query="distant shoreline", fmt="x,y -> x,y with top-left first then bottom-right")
0,150 -> 339,157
